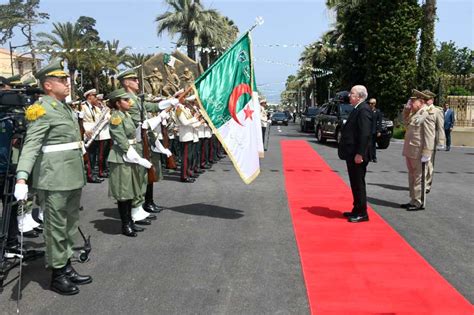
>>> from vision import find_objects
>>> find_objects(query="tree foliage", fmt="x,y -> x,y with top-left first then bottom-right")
436,41 -> 473,75
417,0 -> 438,90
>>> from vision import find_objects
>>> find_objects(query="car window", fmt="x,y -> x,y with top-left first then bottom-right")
308,107 -> 319,115
340,104 -> 353,115
329,105 -> 338,115
319,105 -> 328,114
272,113 -> 286,118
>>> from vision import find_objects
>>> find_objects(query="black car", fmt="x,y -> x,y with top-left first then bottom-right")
314,91 -> 393,148
300,107 -> 320,132
271,112 -> 289,126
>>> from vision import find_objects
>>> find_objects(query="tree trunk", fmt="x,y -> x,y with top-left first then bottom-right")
200,51 -> 209,70
186,32 -> 196,61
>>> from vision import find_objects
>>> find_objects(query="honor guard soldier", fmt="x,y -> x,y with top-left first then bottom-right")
176,100 -> 201,182
81,89 -> 104,183
400,89 -> 436,211
118,69 -> 161,221
107,88 -> 153,236
421,90 -> 445,194
14,59 -> 92,295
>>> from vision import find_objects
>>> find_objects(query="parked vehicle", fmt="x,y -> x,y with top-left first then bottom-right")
271,112 -> 289,126
314,91 -> 393,148
300,107 -> 320,132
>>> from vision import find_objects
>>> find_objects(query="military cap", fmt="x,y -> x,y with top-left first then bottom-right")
96,93 -> 104,100
411,89 -> 430,100
421,89 -> 436,98
0,76 -> 9,86
117,69 -> 138,81
22,77 -> 38,87
7,74 -> 22,85
84,88 -> 97,98
35,59 -> 68,80
106,88 -> 130,102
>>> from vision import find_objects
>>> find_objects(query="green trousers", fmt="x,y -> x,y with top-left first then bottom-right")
37,189 -> 82,268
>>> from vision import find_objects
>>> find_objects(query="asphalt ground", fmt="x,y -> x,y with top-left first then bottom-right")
1,121 -> 472,314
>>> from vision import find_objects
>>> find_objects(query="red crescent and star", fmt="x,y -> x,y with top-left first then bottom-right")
228,83 -> 254,126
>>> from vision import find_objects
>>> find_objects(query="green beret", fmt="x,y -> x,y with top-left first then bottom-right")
421,89 -> 436,98
411,89 -> 430,101
35,59 -> 68,80
7,74 -> 22,85
117,69 -> 138,81
106,88 -> 130,102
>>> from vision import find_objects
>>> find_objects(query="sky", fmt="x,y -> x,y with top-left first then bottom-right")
5,0 -> 474,103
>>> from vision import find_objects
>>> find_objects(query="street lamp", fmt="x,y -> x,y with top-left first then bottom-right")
9,41 -> 30,76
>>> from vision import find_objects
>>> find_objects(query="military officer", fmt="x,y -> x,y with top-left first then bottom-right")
107,88 -> 153,237
14,59 -> 92,295
400,90 -> 436,211
118,69 -> 162,220
422,90 -> 445,194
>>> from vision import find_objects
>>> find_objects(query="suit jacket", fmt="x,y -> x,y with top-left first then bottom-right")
402,106 -> 436,159
338,102 -> 373,161
371,108 -> 382,134
444,108 -> 455,130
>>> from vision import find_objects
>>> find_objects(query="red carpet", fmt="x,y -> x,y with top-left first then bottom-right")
281,140 -> 473,315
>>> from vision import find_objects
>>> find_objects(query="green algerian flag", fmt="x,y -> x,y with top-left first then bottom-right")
194,32 -> 262,184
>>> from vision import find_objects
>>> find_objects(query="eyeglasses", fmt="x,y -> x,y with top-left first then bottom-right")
369,102 -> 376,105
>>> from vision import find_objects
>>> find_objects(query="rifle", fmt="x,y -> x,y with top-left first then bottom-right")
77,113 -> 91,172
139,95 -> 158,183
161,124 -> 177,169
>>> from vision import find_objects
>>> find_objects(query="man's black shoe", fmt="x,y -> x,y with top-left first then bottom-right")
426,189 -> 430,194
348,215 -> 369,223
181,178 -> 195,183
343,212 -> 355,217
130,223 -> 145,232
34,225 -> 44,233
64,262 -> 92,285
147,214 -> 157,220
143,202 -> 160,213
399,203 -> 413,208
51,268 -> 80,295
372,158 -> 377,163
201,165 -> 211,169
21,230 -> 39,238
87,177 -> 102,184
135,218 -> 152,225
406,205 -> 425,211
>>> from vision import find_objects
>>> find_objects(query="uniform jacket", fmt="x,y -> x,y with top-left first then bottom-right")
371,108 -> 382,134
427,105 -> 445,146
17,95 -> 86,190
339,102 -> 373,161
402,106 -> 436,159
108,110 -> 139,164
80,101 -> 102,133
444,108 -> 455,130
177,104 -> 201,142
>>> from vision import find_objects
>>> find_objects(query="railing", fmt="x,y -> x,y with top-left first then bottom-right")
448,96 -> 474,127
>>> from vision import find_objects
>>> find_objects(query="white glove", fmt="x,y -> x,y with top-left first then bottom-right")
185,94 -> 196,101
152,139 -> 173,157
77,111 -> 85,119
14,183 -> 28,201
421,155 -> 430,163
159,110 -> 170,120
124,146 -> 141,163
137,158 -> 152,169
143,116 -> 163,131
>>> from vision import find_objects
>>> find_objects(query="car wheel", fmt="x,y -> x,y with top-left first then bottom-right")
376,137 -> 390,149
317,126 -> 326,143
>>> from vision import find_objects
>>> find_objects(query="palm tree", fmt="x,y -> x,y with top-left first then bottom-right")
103,39 -> 129,89
124,53 -> 153,68
156,0 -> 219,60
37,21 -> 86,99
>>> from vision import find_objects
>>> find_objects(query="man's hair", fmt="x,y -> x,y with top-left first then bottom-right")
353,85 -> 368,101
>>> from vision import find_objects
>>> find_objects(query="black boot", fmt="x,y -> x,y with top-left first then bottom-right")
51,266 -> 79,295
144,184 -> 161,213
65,259 -> 92,285
118,200 -> 137,237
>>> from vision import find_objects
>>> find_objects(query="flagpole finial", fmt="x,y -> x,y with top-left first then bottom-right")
249,16 -> 264,33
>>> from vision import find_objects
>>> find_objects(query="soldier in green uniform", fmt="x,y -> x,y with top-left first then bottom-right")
118,69 -> 164,219
107,88 -> 153,236
14,59 -> 92,295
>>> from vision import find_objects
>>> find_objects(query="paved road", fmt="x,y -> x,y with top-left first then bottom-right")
1,121 -> 472,314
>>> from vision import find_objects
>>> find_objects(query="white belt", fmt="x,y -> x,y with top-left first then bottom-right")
128,139 -> 137,145
41,141 -> 84,153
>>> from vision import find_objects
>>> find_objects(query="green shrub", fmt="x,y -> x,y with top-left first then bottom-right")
393,125 -> 406,139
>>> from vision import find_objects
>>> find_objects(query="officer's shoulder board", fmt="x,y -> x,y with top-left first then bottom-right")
176,106 -> 183,117
25,102 -> 46,121
110,113 -> 122,125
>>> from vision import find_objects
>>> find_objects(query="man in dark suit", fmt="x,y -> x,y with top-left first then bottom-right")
443,103 -> 455,151
368,98 -> 382,162
338,85 -> 373,223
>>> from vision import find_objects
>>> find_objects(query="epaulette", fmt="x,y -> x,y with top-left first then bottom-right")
110,113 -> 122,125
176,106 -> 182,116
25,103 -> 46,121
